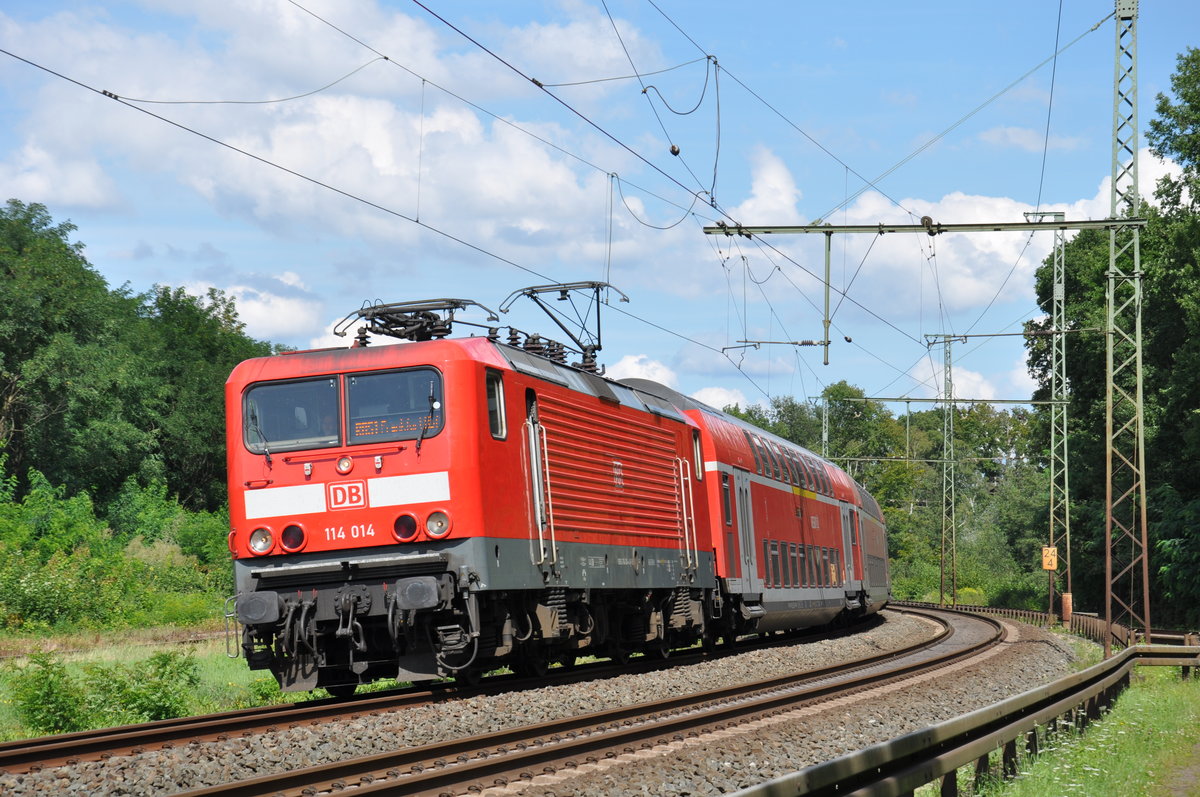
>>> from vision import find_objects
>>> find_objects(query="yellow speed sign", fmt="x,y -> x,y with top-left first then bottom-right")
1042,546 -> 1058,571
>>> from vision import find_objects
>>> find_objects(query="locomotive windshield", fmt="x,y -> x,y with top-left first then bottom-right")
244,378 -> 339,454
242,369 -> 444,454
347,368 -> 444,445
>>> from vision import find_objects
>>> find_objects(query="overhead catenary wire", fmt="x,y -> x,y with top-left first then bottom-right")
281,0 -> 716,230
409,0 -> 721,215
599,0 -> 711,197
116,56 -> 388,104
808,10 -> 1114,224
1,45 -> 782,403
642,0 -> 1073,397
538,56 -> 709,87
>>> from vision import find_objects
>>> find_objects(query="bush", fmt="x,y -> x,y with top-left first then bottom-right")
7,653 -> 88,734
7,651 -> 201,734
82,651 -> 200,724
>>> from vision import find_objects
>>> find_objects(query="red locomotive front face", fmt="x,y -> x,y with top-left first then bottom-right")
227,351 -> 460,559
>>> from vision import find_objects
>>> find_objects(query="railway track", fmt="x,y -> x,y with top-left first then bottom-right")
0,614 -> 890,776
169,606 -> 999,797
1,607 -> 1002,796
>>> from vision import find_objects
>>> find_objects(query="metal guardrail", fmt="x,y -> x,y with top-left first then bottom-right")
734,611 -> 1200,797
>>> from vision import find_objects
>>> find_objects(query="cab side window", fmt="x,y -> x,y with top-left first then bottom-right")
486,369 -> 506,439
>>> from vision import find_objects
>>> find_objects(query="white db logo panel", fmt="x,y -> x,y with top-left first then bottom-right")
327,480 -> 367,510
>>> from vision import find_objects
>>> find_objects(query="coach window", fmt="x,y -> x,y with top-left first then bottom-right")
784,445 -> 799,485
244,377 -> 339,453
347,368 -> 444,445
797,456 -> 814,491
485,369 -> 506,439
721,473 -> 733,525
797,545 -> 807,587
790,543 -> 799,587
743,431 -> 763,475
780,446 -> 796,485
760,437 -> 781,481
770,541 -> 781,588
780,541 -> 789,587
692,429 -> 703,481
768,441 -> 786,483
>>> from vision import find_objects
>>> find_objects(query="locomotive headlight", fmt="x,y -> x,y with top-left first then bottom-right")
336,456 -> 354,474
281,524 -> 306,551
249,527 -> 274,554
425,510 -> 451,538
393,513 -> 419,542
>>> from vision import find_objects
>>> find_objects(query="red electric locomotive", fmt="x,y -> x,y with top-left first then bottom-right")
226,299 -> 889,693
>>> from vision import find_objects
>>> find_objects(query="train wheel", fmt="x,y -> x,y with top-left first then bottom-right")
606,643 -> 630,666
556,653 -> 577,671
457,666 -> 484,687
325,683 -> 357,698
515,654 -> 550,679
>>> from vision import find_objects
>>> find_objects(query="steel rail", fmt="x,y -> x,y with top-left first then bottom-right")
172,609 -> 1000,797
0,613 -> 894,774
735,643 -> 1200,797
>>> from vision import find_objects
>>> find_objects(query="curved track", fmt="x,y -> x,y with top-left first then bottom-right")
0,608 -> 1002,796
0,614 -> 888,775
180,607 -> 999,797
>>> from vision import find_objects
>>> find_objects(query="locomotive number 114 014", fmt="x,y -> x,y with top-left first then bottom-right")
323,523 -> 376,541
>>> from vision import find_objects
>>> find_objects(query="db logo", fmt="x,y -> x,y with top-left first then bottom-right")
327,480 -> 367,510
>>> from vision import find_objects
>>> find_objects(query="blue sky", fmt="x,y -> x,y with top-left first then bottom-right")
1,1 -> 1195,412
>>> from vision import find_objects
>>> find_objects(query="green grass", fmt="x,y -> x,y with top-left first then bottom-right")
918,665 -> 1200,797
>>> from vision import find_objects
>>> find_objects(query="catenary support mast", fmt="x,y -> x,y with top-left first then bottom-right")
1104,0 -> 1150,657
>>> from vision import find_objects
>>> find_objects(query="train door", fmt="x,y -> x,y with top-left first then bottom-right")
734,470 -> 762,595
524,394 -> 555,566
839,503 -> 859,587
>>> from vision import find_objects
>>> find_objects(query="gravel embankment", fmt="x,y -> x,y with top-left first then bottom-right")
0,611 -> 1081,796
506,616 -> 1081,796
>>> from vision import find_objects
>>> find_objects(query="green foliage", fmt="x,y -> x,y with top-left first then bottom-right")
248,676 -> 285,706
0,460 -> 227,631
7,653 -> 88,734
0,199 -> 273,512
1024,48 -> 1200,626
7,651 -> 200,733
81,651 -> 201,724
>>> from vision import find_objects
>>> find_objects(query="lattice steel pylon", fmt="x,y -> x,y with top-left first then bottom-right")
1028,211 -> 1072,618
934,337 -> 959,608
1104,0 -> 1150,657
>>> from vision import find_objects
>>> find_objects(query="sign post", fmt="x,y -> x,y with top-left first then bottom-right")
1042,546 -> 1058,621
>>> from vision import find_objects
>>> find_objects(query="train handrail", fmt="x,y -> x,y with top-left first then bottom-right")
675,457 -> 697,572
537,423 -> 557,565
731,642 -> 1200,797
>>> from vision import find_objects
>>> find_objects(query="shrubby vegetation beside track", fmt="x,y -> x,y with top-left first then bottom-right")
0,197 -> 276,634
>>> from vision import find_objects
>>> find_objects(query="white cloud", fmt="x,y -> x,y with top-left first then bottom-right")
0,144 -> 117,208
184,275 -> 323,341
727,147 -> 804,226
978,126 -> 1083,153
908,358 -> 998,403
690,386 -> 747,410
606,354 -> 677,386
1007,352 -> 1038,398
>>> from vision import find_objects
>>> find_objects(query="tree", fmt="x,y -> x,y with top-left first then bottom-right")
1025,48 -> 1200,626
0,199 -> 274,511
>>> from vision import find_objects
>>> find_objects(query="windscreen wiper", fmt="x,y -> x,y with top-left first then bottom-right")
415,384 -> 440,453
248,404 -> 272,465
